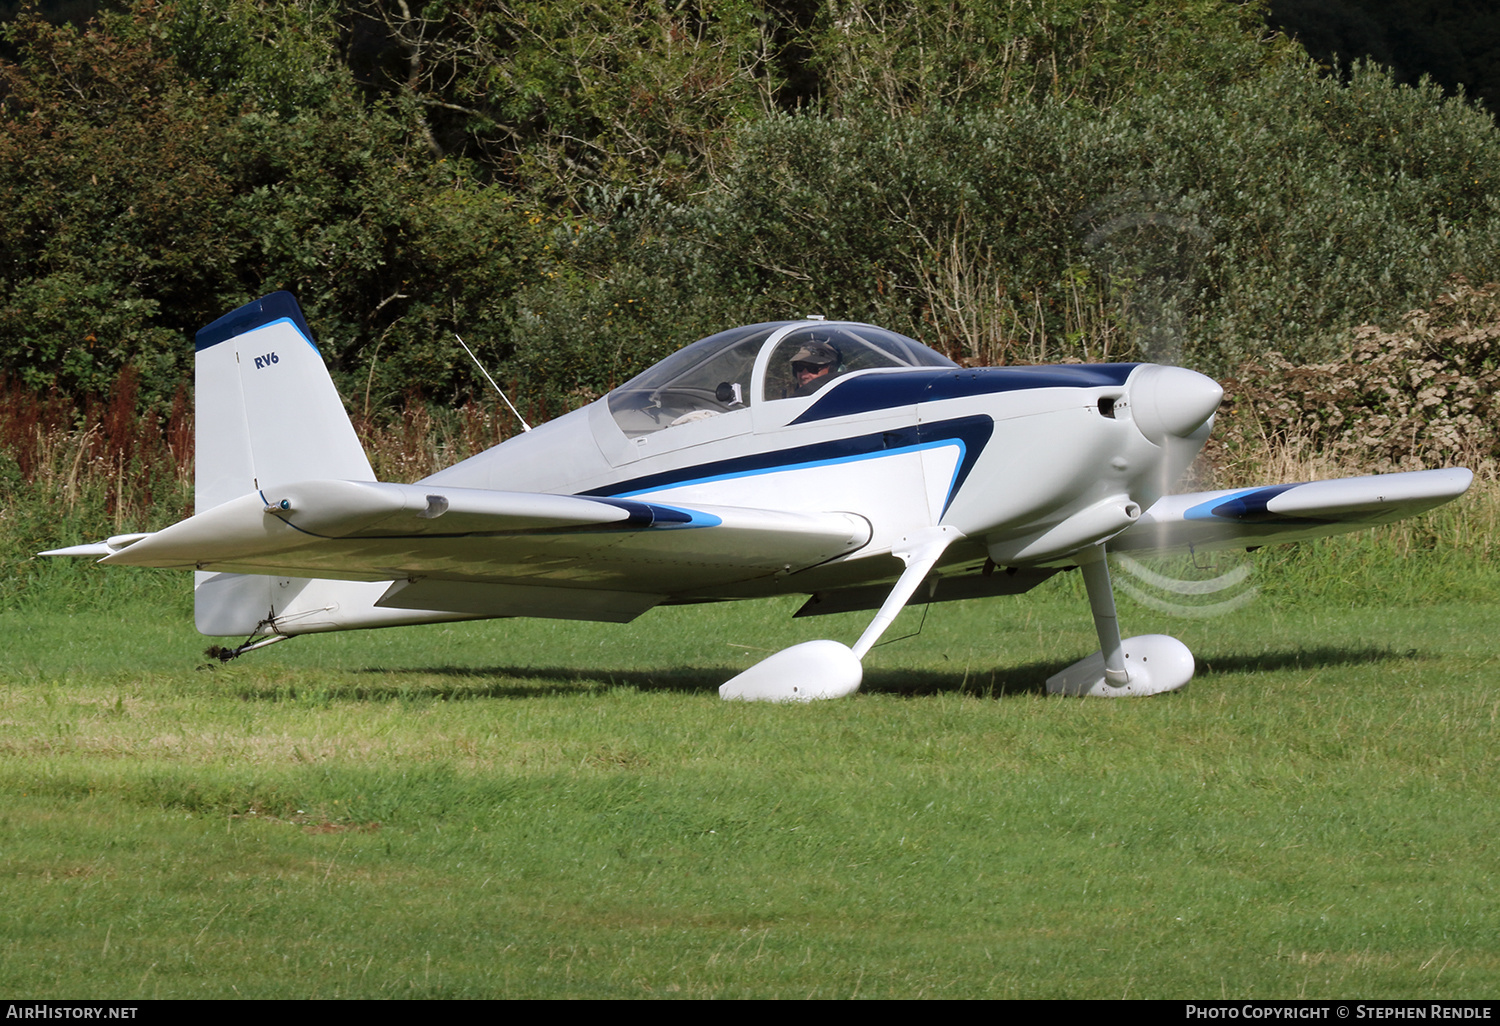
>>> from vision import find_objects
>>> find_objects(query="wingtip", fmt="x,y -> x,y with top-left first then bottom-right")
1446,466 -> 1476,495
39,543 -> 113,557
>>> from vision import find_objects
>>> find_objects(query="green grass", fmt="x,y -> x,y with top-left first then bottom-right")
2,529 -> 1498,998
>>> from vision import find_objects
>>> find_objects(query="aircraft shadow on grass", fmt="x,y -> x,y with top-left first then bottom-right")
224,643 -> 1419,703
1191,644 -> 1423,677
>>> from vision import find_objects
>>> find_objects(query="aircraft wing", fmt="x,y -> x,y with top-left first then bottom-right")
56,479 -> 872,595
1111,467 -> 1473,555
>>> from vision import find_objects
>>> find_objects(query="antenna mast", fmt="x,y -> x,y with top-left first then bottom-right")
455,334 -> 531,433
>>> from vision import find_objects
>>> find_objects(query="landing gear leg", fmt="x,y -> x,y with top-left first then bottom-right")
720,527 -> 961,702
1045,544 -> 1194,697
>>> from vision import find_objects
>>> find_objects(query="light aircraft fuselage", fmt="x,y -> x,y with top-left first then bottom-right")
47,295 -> 1472,701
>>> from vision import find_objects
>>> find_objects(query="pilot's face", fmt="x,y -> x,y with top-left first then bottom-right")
793,361 -> 831,388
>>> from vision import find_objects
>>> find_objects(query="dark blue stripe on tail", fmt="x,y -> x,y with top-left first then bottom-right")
196,292 -> 319,352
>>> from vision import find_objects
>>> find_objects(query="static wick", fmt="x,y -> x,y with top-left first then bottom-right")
456,333 -> 531,432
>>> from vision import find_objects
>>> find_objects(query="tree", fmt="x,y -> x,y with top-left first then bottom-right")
0,1 -> 555,406
0,5 -> 242,397
804,0 -> 1292,118
351,0 -> 780,202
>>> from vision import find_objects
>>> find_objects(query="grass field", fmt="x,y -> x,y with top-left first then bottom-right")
2,505 -> 1498,999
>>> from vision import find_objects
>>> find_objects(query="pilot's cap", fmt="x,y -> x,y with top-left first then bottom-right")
790,342 -> 838,366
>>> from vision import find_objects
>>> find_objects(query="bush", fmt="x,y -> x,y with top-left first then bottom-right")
0,4 -> 558,413
1217,278 -> 1500,476
542,58 -> 1500,378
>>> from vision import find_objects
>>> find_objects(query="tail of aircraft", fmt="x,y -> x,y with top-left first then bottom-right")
192,293 -> 377,638
194,292 -> 374,513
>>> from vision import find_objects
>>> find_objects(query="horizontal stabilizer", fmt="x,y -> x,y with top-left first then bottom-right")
1112,467 -> 1473,555
40,533 -> 154,558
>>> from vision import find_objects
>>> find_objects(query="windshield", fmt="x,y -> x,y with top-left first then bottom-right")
607,323 -> 783,437
763,324 -> 957,401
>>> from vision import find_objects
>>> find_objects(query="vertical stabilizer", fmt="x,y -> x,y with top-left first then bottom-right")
193,293 -> 375,638
194,292 -> 373,513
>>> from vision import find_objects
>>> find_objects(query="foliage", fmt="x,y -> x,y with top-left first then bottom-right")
1,0 -> 1499,418
1218,278 -> 1500,474
516,61 -> 1500,378
352,0 -> 778,201
0,2 -> 555,408
1160,59 -> 1500,370
0,6 -> 238,399
806,0 -> 1289,118
164,0 -> 346,117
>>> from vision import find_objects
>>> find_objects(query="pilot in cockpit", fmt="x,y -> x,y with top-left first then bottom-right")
789,341 -> 841,397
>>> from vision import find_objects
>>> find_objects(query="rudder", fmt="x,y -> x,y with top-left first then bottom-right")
194,292 -> 373,513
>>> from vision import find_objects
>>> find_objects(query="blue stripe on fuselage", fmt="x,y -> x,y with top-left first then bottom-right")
584,416 -> 995,517
790,364 -> 1139,424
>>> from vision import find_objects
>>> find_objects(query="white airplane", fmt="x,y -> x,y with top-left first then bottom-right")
46,293 -> 1472,700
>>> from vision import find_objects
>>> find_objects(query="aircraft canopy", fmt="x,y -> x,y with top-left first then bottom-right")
606,321 -> 956,437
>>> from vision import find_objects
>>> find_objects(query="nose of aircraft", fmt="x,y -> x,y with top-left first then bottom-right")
1128,365 -> 1223,444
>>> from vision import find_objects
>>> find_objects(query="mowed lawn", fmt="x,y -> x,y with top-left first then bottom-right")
1,543 -> 1497,999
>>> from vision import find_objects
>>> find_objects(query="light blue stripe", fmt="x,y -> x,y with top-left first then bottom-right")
248,316 -> 321,354
648,504 -> 723,529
